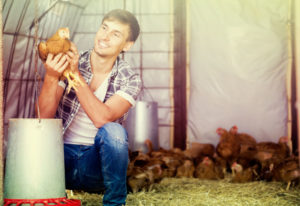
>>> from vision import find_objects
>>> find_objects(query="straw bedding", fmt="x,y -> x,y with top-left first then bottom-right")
67,177 -> 300,206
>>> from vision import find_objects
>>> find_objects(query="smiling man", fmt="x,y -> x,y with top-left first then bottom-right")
37,9 -> 141,206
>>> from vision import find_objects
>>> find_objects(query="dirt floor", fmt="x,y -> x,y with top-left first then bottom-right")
67,177 -> 300,206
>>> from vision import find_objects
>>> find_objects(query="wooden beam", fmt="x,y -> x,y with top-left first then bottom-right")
0,0 -> 4,203
290,0 -> 298,154
293,0 -> 300,163
173,0 -> 187,150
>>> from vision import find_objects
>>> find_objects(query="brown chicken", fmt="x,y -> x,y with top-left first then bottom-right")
127,151 -> 165,192
132,152 -> 151,167
272,155 -> 300,190
216,127 -> 231,142
144,138 -> 171,158
128,149 -> 141,162
231,162 -> 259,183
229,125 -> 257,153
183,142 -> 215,161
213,153 -> 228,176
256,136 -> 290,159
229,125 -> 256,144
127,167 -> 154,193
38,27 -> 83,93
161,154 -> 183,177
216,127 -> 241,172
142,157 -> 166,183
254,136 -> 290,171
195,156 -> 224,180
235,147 -> 260,172
176,159 -> 195,178
127,151 -> 150,178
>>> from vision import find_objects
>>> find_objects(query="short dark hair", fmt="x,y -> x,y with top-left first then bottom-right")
102,9 -> 140,42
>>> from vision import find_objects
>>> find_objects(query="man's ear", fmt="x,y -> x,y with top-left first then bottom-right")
122,41 -> 134,52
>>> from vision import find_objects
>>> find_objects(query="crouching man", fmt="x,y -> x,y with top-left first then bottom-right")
36,9 -> 141,206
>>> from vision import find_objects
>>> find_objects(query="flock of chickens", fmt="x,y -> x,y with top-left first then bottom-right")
127,125 -> 300,193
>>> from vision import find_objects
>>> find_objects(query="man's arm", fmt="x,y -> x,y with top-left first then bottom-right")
75,80 -> 132,128
36,53 -> 68,118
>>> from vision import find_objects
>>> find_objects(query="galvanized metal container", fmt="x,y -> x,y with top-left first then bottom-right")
124,101 -> 159,153
4,118 -> 66,199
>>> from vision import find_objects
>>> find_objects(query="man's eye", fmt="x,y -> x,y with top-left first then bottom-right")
114,33 -> 121,38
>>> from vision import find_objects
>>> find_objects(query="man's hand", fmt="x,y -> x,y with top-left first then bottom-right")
66,42 -> 80,74
44,53 -> 69,79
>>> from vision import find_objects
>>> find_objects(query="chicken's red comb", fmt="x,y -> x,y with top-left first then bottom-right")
216,128 -> 225,135
229,125 -> 238,134
279,136 -> 289,143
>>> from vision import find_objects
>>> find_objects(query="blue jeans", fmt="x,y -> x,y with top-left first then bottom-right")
64,122 -> 129,206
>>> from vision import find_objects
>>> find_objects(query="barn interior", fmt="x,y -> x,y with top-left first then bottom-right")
1,0 -> 300,205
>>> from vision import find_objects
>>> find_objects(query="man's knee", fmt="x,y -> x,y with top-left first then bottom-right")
95,122 -> 128,146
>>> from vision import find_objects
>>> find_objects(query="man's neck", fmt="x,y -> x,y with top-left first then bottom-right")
90,49 -> 117,75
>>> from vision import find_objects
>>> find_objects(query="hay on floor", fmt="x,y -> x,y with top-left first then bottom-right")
67,177 -> 300,206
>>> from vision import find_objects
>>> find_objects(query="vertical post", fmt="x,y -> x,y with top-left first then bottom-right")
173,0 -> 187,150
291,0 -> 298,155
287,0 -> 293,153
0,0 -> 4,204
293,0 -> 300,163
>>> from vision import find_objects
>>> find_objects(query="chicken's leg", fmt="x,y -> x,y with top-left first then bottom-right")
64,71 -> 84,93
286,181 -> 291,191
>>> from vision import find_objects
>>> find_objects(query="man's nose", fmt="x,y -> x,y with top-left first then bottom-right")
102,31 -> 110,40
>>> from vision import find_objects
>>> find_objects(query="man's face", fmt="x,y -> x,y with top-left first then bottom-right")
94,19 -> 132,57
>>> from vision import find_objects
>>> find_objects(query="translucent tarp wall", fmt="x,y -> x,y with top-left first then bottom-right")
2,0 -> 174,150
188,0 -> 289,146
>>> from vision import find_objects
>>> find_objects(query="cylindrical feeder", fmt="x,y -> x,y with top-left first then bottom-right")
125,101 -> 159,153
4,118 -> 66,199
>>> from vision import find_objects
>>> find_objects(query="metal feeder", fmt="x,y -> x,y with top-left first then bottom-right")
124,101 -> 159,153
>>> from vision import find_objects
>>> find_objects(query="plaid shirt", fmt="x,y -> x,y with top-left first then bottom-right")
55,50 -> 142,133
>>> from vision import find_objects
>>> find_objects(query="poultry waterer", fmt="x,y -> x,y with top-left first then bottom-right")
3,118 -> 80,205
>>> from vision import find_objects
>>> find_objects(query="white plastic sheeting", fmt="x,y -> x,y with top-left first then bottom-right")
188,0 -> 289,146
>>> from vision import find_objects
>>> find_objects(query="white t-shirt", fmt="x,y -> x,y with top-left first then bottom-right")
63,73 -> 110,145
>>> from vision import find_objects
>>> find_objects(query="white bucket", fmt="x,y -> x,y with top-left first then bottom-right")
4,118 -> 66,199
124,101 -> 159,153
